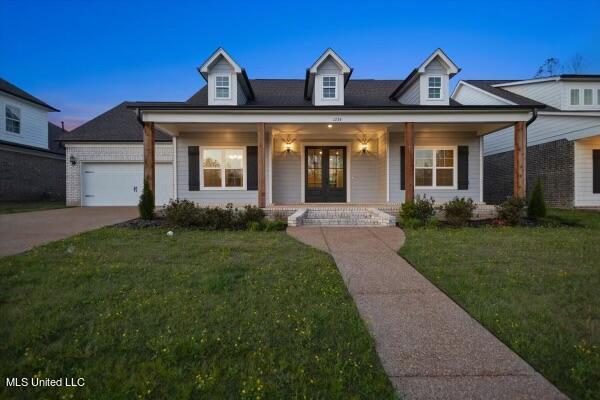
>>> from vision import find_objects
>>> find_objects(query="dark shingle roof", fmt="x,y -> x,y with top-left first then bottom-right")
59,102 -> 171,142
463,80 -> 554,109
0,78 -> 59,111
48,122 -> 66,154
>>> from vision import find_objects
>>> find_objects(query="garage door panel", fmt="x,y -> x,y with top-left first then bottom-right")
82,163 -> 172,206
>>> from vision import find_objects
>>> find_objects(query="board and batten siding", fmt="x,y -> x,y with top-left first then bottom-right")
574,136 -> 600,207
389,131 -> 481,203
484,115 -> 600,156
0,92 -> 49,150
177,132 -> 259,205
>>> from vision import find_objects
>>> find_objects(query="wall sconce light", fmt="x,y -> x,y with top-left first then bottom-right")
282,137 -> 295,154
70,155 -> 77,165
358,137 -> 369,154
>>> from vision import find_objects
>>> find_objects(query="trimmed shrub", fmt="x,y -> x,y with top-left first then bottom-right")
164,201 -> 268,230
401,217 -> 423,229
138,179 -> 155,220
443,197 -> 475,226
399,195 -> 436,225
528,180 -> 547,220
497,196 -> 526,226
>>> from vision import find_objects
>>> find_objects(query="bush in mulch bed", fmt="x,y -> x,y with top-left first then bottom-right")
116,200 -> 287,232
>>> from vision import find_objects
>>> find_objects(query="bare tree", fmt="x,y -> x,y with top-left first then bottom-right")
535,58 -> 561,78
566,53 -> 584,74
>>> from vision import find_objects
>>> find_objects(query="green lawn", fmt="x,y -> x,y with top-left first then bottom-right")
399,209 -> 600,400
0,201 -> 67,214
0,228 -> 395,399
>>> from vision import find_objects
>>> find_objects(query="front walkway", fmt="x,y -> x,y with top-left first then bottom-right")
287,226 -> 567,400
0,207 -> 138,257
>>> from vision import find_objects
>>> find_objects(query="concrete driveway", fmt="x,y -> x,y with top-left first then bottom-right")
0,207 -> 138,257
288,226 -> 567,400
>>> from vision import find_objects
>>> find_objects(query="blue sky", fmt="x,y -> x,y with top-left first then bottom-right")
1,0 -> 599,129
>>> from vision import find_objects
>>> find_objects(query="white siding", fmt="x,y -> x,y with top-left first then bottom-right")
206,57 -> 241,106
177,132 -> 258,205
453,84 -> 510,106
389,131 -> 481,203
501,81 -> 562,109
574,136 -> 600,207
0,92 -> 49,149
399,81 -> 420,104
562,82 -> 600,111
313,56 -> 345,106
484,115 -> 600,156
419,57 -> 450,106
271,134 -> 385,204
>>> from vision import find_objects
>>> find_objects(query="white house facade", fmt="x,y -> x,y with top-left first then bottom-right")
61,48 -> 536,221
453,76 -> 600,207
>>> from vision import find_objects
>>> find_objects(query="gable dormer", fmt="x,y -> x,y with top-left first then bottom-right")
198,48 -> 254,106
304,49 -> 352,106
390,48 -> 460,106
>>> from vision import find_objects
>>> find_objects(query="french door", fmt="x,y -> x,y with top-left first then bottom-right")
305,146 -> 347,202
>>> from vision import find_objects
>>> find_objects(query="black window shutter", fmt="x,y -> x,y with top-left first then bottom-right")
188,146 -> 200,191
593,149 -> 600,194
458,146 -> 469,190
247,146 -> 258,191
400,146 -> 405,190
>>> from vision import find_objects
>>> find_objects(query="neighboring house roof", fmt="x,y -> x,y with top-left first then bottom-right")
462,80 -> 555,110
58,102 -> 171,142
0,78 -> 59,111
184,79 -> 464,108
48,122 -> 66,154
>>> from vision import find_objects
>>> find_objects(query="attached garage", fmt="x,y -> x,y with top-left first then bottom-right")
82,162 -> 173,206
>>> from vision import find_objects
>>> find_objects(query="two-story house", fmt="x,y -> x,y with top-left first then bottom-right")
60,48 -> 538,225
0,78 -> 65,201
453,76 -> 600,207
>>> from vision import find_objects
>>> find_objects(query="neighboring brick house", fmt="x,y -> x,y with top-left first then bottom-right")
0,78 -> 65,201
453,76 -> 600,207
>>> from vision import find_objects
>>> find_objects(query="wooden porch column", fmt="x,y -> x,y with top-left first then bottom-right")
143,122 -> 155,197
404,122 -> 415,202
257,123 -> 266,208
514,121 -> 527,198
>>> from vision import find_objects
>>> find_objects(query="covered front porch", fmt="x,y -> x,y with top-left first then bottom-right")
135,108 -> 531,210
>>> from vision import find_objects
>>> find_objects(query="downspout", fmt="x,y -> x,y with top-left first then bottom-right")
526,108 -> 538,127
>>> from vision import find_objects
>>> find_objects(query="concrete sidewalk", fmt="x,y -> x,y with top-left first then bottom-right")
0,207 -> 138,257
287,226 -> 567,400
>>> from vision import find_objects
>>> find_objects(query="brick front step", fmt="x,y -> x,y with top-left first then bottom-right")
288,208 -> 396,227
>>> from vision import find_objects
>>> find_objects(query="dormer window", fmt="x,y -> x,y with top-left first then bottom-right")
428,76 -> 442,99
5,105 -> 21,134
323,76 -> 337,99
215,75 -> 230,99
570,89 -> 580,105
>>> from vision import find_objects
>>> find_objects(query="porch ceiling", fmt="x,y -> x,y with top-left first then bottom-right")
156,121 -> 513,137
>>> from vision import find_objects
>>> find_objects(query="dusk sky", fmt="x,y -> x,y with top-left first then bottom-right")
1,0 -> 599,130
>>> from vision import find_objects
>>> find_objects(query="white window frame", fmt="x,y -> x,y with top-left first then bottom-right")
322,75 -> 338,100
215,74 -> 231,100
570,88 -> 580,105
414,146 -> 458,190
200,146 -> 246,190
583,88 -> 593,105
427,76 -> 443,100
5,104 -> 21,134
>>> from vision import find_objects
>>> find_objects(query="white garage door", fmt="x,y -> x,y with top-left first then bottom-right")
82,163 -> 173,206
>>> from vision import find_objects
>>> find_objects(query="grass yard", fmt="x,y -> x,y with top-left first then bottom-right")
0,228 -> 395,399
399,209 -> 600,400
0,201 -> 67,214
